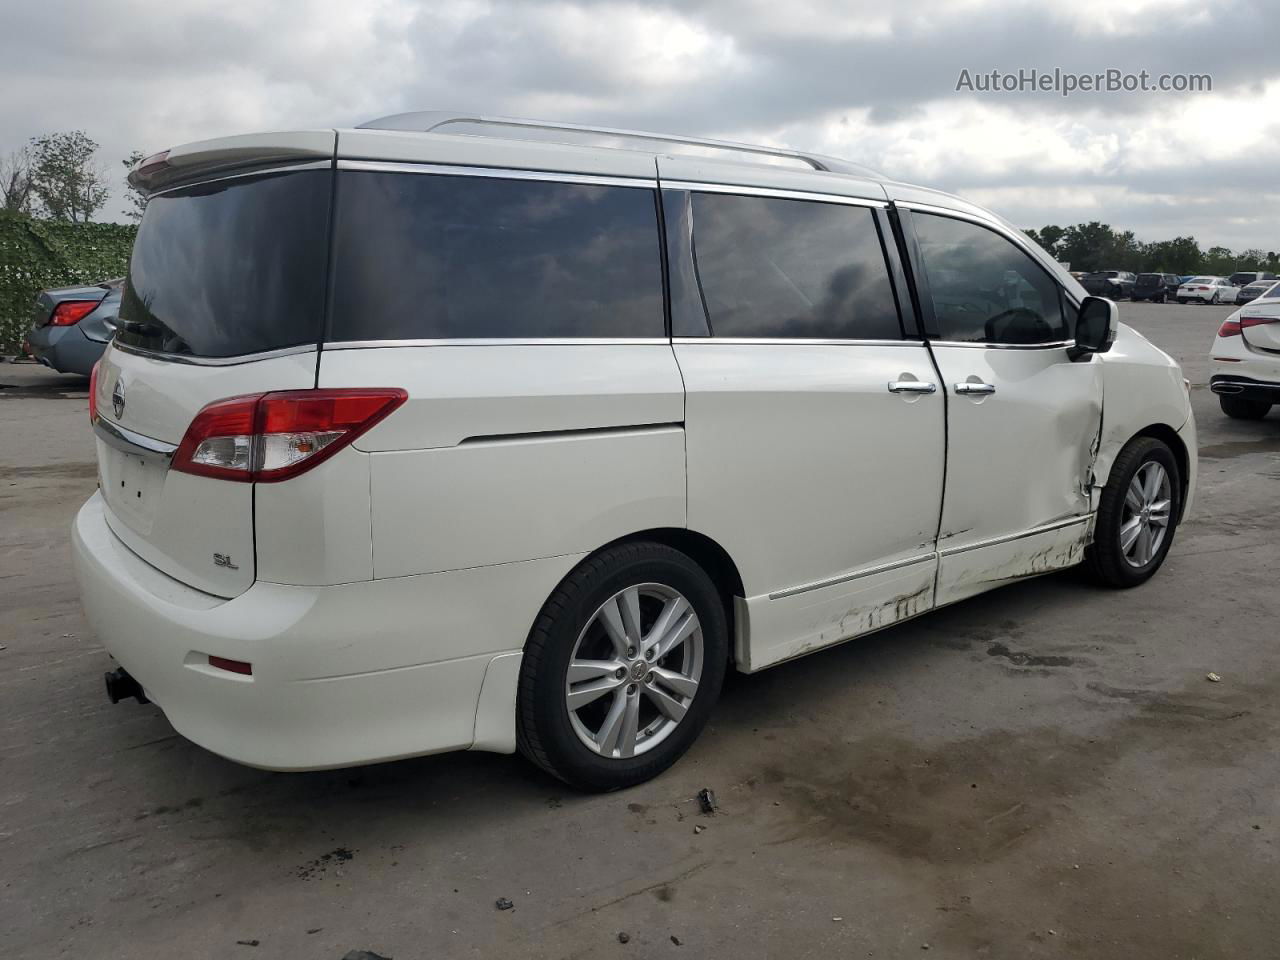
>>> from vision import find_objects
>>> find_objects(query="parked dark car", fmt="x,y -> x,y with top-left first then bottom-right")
1081,270 -> 1136,299
1235,278 -> 1280,305
1131,273 -> 1181,303
1228,271 -> 1277,289
24,280 -> 121,376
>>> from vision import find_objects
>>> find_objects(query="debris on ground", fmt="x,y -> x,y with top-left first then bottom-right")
495,897 -> 514,910
235,940 -> 260,947
832,917 -> 843,922
670,935 -> 683,946
697,788 -> 717,815
342,952 -> 391,960
693,824 -> 705,834
617,932 -> 631,944
1207,672 -> 1222,682
306,928 -> 323,934
296,847 -> 355,880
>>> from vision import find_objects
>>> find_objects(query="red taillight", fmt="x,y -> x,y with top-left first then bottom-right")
88,361 -> 101,423
208,655 -> 252,676
1219,314 -> 1280,337
49,300 -> 99,326
171,388 -> 407,483
1241,314 -> 1280,329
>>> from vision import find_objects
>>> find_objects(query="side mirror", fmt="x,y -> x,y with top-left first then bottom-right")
1069,296 -> 1117,361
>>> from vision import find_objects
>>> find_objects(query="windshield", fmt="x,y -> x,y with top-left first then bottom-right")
117,169 -> 331,358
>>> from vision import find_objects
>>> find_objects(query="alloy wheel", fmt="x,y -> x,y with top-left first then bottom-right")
1119,461 -> 1172,567
564,583 -> 703,759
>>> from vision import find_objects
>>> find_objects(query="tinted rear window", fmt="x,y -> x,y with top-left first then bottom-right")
689,192 -> 901,339
117,170 -> 330,358
328,171 -> 664,340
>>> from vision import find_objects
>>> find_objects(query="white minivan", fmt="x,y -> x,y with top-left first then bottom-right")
73,113 -> 1197,790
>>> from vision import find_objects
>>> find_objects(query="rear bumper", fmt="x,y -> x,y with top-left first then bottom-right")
25,324 -> 106,376
72,492 -> 576,770
1209,374 -> 1280,402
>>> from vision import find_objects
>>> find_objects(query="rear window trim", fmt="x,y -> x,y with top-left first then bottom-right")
110,339 -> 318,367
324,337 -> 672,349
146,159 -> 333,199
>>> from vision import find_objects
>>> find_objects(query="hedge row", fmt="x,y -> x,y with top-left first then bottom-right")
0,211 -> 137,351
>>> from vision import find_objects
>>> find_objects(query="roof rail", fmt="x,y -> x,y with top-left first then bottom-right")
356,111 -> 883,179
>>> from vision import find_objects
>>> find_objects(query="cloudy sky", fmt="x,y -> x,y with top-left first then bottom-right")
4,0 -> 1279,250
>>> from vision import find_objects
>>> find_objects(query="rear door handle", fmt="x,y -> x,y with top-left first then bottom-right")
888,380 -> 937,394
954,381 -> 996,396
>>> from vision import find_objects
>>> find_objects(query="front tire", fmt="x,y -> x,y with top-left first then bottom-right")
1085,437 -> 1181,588
1220,394 -> 1272,420
516,542 -> 728,791
1211,292 -> 1220,304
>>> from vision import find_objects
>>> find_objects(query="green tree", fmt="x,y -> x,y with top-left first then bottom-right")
1202,246 -> 1235,274
1058,222 -> 1117,273
122,150 -> 147,222
1,147 -> 34,213
28,131 -> 109,223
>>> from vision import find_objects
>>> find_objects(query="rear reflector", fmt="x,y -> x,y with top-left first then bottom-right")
208,655 -> 253,676
172,388 -> 407,483
88,361 -> 101,423
49,300 -> 99,326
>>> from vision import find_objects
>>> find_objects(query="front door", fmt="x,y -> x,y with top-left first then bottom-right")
901,207 -> 1104,606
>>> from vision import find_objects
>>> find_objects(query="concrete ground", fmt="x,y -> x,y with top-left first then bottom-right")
2,301 -> 1277,960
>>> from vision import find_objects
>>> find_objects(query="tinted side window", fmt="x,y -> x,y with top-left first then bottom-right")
119,170 -> 330,358
913,213 -> 1068,345
690,193 -> 902,339
329,172 -> 664,340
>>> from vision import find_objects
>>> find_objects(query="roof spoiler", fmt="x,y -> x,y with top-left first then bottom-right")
127,130 -> 336,195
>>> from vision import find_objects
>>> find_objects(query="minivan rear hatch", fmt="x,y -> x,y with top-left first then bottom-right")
93,140 -> 333,598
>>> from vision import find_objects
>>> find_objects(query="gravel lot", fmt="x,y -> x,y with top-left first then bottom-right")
3,301 -> 1277,959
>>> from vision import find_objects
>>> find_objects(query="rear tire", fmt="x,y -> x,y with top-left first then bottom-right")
1084,436 -> 1181,589
1219,394 -> 1272,420
516,541 -> 728,792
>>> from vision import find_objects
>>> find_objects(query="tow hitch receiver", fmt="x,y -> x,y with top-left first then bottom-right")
104,667 -> 149,705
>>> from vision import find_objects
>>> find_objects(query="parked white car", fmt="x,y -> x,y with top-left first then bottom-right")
1210,294 -> 1280,419
1177,276 -> 1238,304
73,114 -> 1197,790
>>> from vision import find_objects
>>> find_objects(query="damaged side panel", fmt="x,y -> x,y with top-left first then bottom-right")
929,342 -> 1103,606
737,559 -> 937,672
1088,323 -> 1193,510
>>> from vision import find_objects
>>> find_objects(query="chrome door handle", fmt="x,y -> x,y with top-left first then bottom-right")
954,381 -> 996,396
888,380 -> 937,394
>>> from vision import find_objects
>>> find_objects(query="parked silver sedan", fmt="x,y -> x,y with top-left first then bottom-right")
24,280 -> 121,376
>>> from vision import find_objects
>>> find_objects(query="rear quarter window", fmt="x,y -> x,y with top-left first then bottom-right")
117,170 -> 330,358
328,171 -> 665,340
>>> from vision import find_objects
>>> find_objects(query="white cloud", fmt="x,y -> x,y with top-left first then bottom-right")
2,0 -> 1278,248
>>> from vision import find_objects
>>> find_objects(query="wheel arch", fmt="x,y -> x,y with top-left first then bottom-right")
1096,422 -> 1191,522
528,527 -> 747,663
